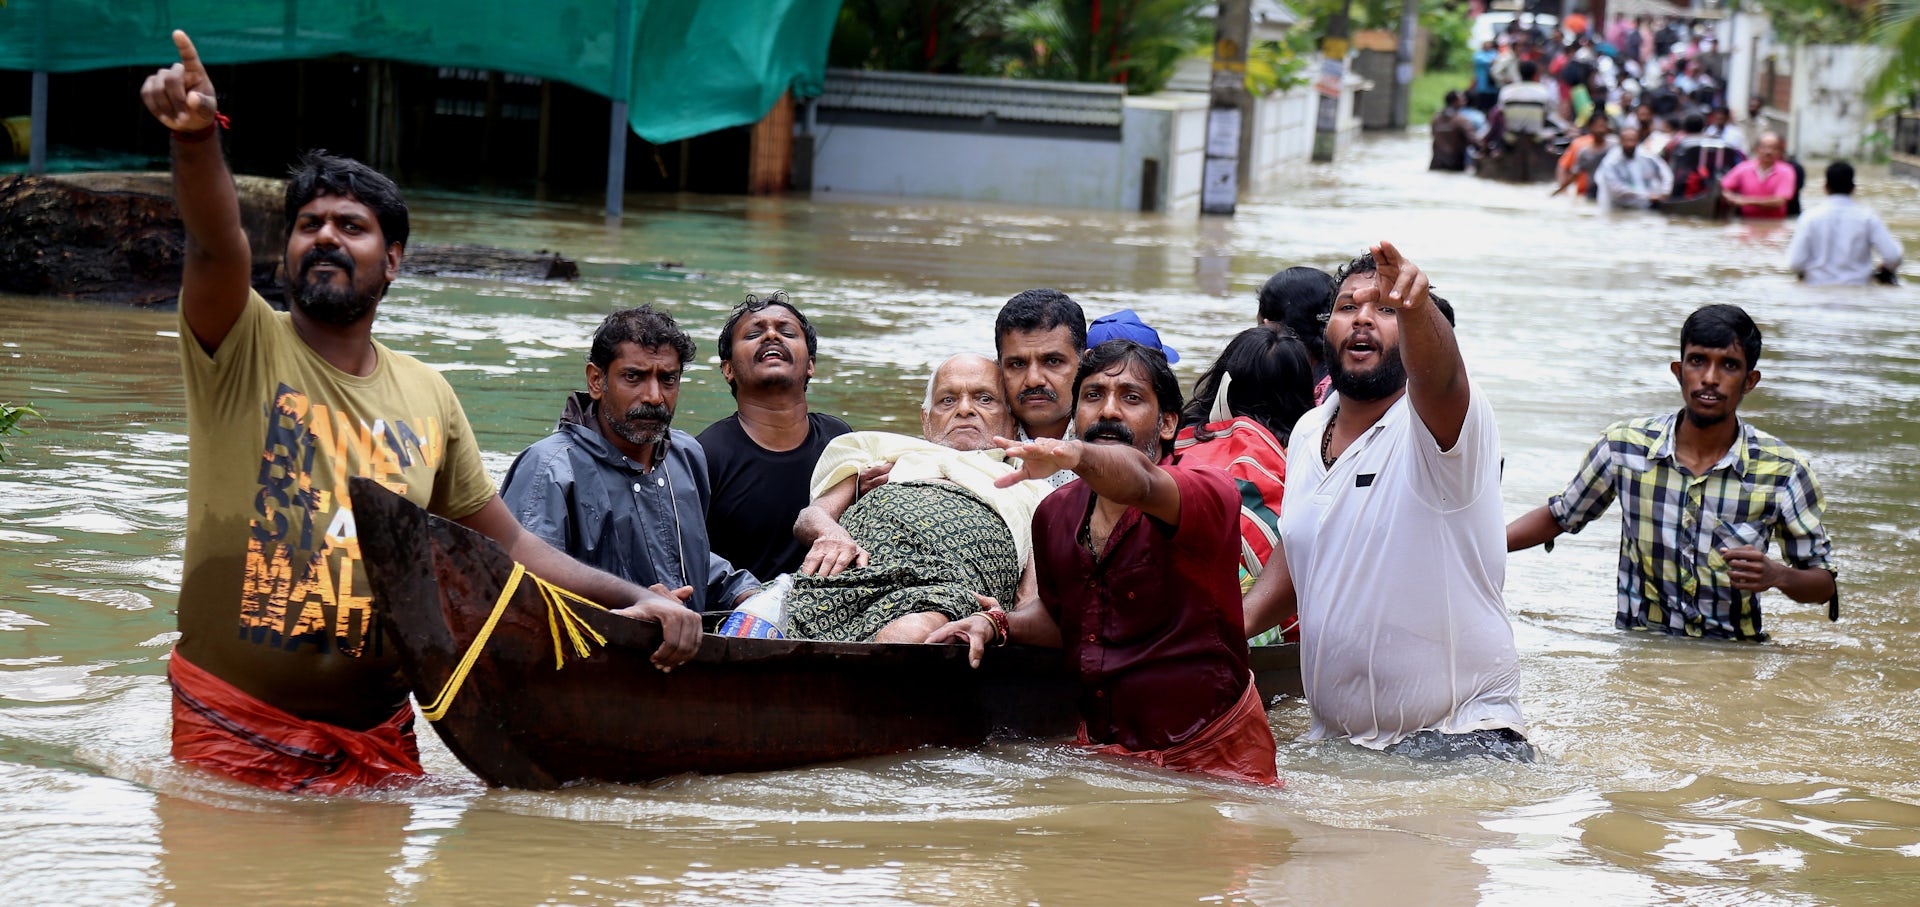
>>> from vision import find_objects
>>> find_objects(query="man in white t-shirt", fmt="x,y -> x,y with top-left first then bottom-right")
1243,243 -> 1530,761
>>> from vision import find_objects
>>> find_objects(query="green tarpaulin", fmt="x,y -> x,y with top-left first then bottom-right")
0,0 -> 841,144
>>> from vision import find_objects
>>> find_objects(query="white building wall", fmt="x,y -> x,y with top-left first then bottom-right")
1723,11 -> 1774,119
1121,92 -> 1209,214
809,125 -> 1129,209
1787,45 -> 1893,159
1167,98 -> 1209,212
805,79 -> 1322,211
1248,84 -> 1316,189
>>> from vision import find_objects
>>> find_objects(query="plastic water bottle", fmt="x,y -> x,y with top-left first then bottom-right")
717,573 -> 793,638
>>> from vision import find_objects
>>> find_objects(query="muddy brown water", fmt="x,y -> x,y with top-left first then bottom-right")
2,131 -> 1918,904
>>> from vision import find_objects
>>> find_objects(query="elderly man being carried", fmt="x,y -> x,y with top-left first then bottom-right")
782,354 -> 1054,643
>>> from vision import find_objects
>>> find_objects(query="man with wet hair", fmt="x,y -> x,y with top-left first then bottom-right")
995,289 -> 1087,442
932,341 -> 1280,786
994,288 -> 1088,487
1508,305 -> 1837,641
1719,132 -> 1795,218
698,292 -> 852,580
1704,105 -> 1746,153
1552,112 -> 1614,199
1787,161 -> 1904,286
1595,125 -> 1672,210
143,31 -> 697,795
1429,91 -> 1481,172
502,306 -> 759,614
1243,243 -> 1531,762
1497,59 -> 1553,136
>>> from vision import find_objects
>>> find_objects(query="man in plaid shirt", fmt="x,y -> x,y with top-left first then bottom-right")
1508,305 -> 1837,641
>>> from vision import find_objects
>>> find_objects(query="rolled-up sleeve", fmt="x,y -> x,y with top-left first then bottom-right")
1548,433 -> 1619,534
1774,461 -> 1833,573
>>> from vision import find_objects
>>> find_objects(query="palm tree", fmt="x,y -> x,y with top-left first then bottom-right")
1869,0 -> 1920,108
995,0 -> 1211,94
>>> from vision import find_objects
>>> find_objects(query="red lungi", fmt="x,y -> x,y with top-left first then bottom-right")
1078,676 -> 1282,787
168,650 -> 423,795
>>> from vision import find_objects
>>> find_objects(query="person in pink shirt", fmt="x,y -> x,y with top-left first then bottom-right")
1719,133 -> 1796,218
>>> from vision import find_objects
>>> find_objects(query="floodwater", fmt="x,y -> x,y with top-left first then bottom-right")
2,131 -> 1918,905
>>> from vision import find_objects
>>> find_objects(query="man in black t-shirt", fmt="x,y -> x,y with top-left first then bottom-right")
697,293 -> 852,580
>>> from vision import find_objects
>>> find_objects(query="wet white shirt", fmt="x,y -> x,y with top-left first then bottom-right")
1787,195 -> 1904,287
1595,146 -> 1673,210
1281,387 -> 1525,749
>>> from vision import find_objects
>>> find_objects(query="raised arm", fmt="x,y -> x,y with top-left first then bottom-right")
140,31 -> 252,352
455,496 -> 700,669
1368,241 -> 1469,449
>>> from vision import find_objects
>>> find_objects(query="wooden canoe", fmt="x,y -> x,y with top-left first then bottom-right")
1473,133 -> 1565,184
1659,183 -> 1723,219
350,477 -> 1303,790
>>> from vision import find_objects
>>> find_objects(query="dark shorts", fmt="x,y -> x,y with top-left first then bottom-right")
1385,727 -> 1536,763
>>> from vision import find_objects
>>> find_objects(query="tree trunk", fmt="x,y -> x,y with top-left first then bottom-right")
0,172 -> 576,305
0,172 -> 287,305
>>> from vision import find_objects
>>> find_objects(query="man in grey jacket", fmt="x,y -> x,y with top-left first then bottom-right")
503,307 -> 760,613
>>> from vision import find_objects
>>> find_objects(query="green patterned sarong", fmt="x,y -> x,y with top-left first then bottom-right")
785,481 -> 1020,642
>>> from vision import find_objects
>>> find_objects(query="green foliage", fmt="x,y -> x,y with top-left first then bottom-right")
829,0 -> 1010,73
992,0 -> 1212,94
1746,0 -> 1874,44
0,403 -> 38,463
1245,39 -> 1311,95
830,0 -> 1211,95
1411,62 -> 1470,124
1288,0 -> 1474,69
1868,0 -> 1920,108
1422,0 -> 1472,70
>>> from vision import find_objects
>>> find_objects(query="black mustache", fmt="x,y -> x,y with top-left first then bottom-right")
1019,387 -> 1058,403
1081,420 -> 1134,445
299,247 -> 355,278
623,404 -> 672,423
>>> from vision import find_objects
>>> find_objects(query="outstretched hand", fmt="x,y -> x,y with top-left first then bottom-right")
990,435 -> 1079,487
1361,240 -> 1432,313
140,31 -> 220,132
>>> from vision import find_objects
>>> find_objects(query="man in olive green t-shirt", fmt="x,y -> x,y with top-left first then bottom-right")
143,31 -> 700,794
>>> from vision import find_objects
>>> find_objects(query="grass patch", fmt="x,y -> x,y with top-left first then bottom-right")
1411,64 -> 1473,126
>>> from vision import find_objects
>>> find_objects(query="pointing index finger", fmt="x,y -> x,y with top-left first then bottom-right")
172,30 -> 205,73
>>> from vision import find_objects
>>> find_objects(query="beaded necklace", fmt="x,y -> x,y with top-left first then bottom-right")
1320,405 -> 1341,469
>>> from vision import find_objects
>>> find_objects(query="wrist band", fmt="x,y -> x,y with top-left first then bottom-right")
172,113 -> 232,144
983,607 -> 1010,647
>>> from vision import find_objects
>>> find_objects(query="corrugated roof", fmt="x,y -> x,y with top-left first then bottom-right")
819,69 -> 1126,127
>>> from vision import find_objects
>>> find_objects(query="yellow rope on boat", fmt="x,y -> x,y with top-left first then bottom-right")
418,562 -> 610,722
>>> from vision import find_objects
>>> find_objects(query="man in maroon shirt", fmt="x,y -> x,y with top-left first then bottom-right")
930,341 -> 1280,786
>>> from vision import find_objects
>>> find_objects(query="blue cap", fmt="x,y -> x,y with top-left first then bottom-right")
1086,309 -> 1180,363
